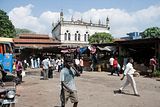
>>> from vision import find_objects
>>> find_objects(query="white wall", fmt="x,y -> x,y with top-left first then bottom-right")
52,22 -> 110,44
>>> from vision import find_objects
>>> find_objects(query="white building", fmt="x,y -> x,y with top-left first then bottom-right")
52,11 -> 110,46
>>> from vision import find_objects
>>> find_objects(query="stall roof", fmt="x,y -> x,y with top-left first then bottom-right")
0,37 -> 13,43
92,38 -> 160,46
92,42 -> 117,47
13,34 -> 61,48
18,34 -> 49,39
115,38 -> 160,45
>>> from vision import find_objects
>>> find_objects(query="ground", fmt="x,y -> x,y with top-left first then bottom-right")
15,68 -> 160,107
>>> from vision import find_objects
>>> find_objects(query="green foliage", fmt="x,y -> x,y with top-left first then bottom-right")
0,9 -> 16,38
16,28 -> 35,35
88,32 -> 113,44
152,70 -> 160,77
141,27 -> 160,38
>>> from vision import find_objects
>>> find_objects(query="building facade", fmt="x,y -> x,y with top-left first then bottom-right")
52,11 -> 110,46
127,32 -> 141,40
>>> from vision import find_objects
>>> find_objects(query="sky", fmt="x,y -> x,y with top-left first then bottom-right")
1,0 -> 160,38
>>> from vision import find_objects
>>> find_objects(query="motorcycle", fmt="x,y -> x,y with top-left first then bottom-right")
0,79 -> 16,107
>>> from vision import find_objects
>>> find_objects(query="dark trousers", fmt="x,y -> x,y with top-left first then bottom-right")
110,65 -> 113,75
17,71 -> 22,82
48,67 -> 53,78
113,67 -> 119,76
80,66 -> 83,73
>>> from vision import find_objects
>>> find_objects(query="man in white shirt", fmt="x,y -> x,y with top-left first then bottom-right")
109,56 -> 114,75
74,57 -> 80,72
56,57 -> 62,72
42,57 -> 50,80
118,58 -> 140,96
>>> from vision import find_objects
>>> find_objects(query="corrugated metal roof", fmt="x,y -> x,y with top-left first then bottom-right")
13,33 -> 60,48
13,38 -> 60,44
14,44 -> 59,48
18,34 -> 49,39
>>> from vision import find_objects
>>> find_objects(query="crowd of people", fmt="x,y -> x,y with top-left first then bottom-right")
12,54 -> 159,107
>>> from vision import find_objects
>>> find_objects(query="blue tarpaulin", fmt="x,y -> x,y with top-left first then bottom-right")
79,47 -> 88,54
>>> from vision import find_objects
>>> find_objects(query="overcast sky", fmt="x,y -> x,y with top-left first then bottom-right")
1,0 -> 160,38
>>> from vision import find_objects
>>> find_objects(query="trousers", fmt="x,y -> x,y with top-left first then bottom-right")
120,74 -> 138,94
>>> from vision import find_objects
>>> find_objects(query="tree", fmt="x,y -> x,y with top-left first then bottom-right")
141,27 -> 160,38
16,28 -> 35,35
0,9 -> 16,38
88,32 -> 113,44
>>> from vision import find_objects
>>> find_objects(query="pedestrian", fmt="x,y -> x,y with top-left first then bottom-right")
37,57 -> 40,68
79,57 -> 84,73
113,57 -> 120,76
16,56 -> 23,83
74,57 -> 80,72
31,57 -> 34,69
60,61 -> 80,107
48,57 -> 53,78
149,56 -> 157,73
61,57 -> 64,69
56,57 -> 62,72
34,57 -> 38,68
109,56 -> 114,75
90,54 -> 97,71
41,56 -> 50,80
23,59 -> 27,70
118,58 -> 140,96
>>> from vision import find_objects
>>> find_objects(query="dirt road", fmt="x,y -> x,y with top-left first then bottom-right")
16,69 -> 160,107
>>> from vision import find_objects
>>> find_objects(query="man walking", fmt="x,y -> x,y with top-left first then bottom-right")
60,61 -> 80,107
109,56 -> 114,75
118,58 -> 140,96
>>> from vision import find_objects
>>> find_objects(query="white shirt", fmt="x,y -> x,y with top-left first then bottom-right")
124,62 -> 136,75
56,59 -> 61,65
75,59 -> 80,65
42,59 -> 49,69
109,57 -> 114,66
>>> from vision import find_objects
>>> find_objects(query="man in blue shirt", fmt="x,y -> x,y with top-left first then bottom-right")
60,61 -> 80,107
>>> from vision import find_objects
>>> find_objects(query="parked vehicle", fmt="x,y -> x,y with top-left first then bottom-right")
0,37 -> 14,80
0,76 -> 16,107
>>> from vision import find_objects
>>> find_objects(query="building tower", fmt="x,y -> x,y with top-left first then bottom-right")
98,19 -> 101,25
71,15 -> 74,22
60,9 -> 64,22
106,17 -> 110,30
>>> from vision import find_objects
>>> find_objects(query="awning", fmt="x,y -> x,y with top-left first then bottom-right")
61,48 -> 76,53
97,46 -> 116,51
79,47 -> 88,54
88,46 -> 96,54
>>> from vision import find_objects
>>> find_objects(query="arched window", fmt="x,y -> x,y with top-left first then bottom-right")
64,30 -> 71,41
84,32 -> 90,42
64,33 -> 67,40
75,33 -> 77,41
68,33 -> 71,40
78,34 -> 80,41
84,34 -> 86,41
75,31 -> 81,41
88,34 -> 90,41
